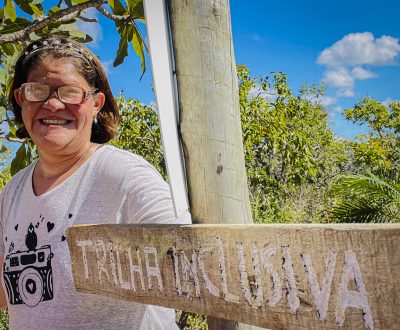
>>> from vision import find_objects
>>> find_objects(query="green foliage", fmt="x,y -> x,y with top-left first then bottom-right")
330,172 -> 400,223
0,167 -> 11,190
238,65 -> 348,223
176,311 -> 207,330
0,308 -> 8,330
344,97 -> 400,173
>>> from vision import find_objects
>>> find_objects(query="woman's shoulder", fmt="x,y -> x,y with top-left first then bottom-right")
94,145 -> 164,182
96,145 -> 159,171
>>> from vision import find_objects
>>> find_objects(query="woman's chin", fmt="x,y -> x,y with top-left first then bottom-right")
32,131 -> 75,152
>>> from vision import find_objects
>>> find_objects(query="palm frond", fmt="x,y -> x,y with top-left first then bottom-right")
330,173 -> 400,223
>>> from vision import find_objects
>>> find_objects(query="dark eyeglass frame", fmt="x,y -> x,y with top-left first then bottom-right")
19,82 -> 98,105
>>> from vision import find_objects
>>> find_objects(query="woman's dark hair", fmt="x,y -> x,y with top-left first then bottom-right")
9,35 -> 120,143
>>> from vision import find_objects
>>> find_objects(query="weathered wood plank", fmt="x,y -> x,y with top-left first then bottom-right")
67,224 -> 400,330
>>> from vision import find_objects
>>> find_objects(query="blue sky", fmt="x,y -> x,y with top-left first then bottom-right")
81,0 -> 400,140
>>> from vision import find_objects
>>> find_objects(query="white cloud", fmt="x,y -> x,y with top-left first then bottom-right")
351,66 -> 377,80
317,32 -> 400,67
251,34 -> 261,41
324,67 -> 354,88
318,95 -> 337,107
76,8 -> 103,48
317,32 -> 400,98
336,88 -> 355,97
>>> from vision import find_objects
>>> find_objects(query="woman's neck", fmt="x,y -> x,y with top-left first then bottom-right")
33,143 -> 99,195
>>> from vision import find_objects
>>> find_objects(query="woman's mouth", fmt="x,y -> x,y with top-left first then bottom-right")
39,119 -> 72,125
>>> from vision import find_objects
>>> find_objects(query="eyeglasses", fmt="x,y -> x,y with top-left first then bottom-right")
19,82 -> 97,105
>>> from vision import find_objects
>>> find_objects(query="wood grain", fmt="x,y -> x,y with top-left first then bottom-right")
67,223 -> 400,330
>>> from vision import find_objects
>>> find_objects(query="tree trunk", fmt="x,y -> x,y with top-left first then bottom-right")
167,1 -> 263,329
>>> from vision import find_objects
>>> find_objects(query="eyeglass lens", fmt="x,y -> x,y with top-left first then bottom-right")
23,83 -> 86,104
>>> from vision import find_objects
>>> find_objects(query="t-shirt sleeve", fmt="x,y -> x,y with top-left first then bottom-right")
121,159 -> 191,225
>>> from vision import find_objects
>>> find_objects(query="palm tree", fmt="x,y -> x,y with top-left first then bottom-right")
330,172 -> 400,223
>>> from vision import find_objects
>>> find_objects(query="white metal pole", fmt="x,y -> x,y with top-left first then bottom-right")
143,0 -> 191,220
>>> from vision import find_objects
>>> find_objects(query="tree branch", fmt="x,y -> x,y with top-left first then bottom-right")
0,0 -> 105,45
77,15 -> 98,23
96,5 -> 132,22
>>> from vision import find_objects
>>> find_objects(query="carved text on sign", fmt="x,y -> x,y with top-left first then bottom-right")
75,234 -> 373,329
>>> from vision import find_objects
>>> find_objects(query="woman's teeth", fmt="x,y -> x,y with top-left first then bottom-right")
40,119 -> 69,125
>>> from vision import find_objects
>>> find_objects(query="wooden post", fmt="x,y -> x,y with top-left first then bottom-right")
167,0 -> 252,226
167,1 -> 255,327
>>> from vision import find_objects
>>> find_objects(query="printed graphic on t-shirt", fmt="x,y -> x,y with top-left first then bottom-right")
3,218 -> 54,307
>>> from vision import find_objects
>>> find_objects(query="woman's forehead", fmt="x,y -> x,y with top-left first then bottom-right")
27,56 -> 89,86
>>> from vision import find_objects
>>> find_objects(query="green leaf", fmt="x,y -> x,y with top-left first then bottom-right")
0,107 -> 6,120
13,0 -> 43,16
0,43 -> 16,56
113,24 -> 133,67
10,143 -> 28,176
69,30 -> 93,42
57,30 -> 93,43
131,23 -> 146,75
6,112 -> 16,137
14,0 -> 34,14
0,71 -> 5,86
4,0 -> 17,22
126,0 -> 144,19
49,6 -> 61,15
29,2 -> 44,16
108,0 -> 125,15
0,17 -> 31,34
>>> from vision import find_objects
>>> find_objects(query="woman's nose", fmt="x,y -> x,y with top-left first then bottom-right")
42,91 -> 65,111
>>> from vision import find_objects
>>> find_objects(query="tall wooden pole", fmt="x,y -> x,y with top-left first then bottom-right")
167,1 -> 261,329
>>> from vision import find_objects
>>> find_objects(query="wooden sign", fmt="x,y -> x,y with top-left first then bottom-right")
67,224 -> 400,330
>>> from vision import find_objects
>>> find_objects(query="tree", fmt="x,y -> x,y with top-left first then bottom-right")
238,65 -> 349,223
343,96 -> 400,173
0,0 -> 146,174
329,97 -> 400,223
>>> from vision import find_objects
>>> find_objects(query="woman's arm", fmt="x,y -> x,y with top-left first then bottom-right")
0,257 -> 7,308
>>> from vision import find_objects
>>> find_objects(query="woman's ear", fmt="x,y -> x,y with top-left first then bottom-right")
14,88 -> 24,107
93,92 -> 105,115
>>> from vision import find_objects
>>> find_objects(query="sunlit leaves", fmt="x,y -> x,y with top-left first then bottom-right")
238,65 -> 343,223
126,0 -> 144,20
14,0 -> 44,16
114,23 -> 133,67
108,0 -> 125,15
113,22 -> 146,74
4,0 -> 16,22
131,22 -> 145,74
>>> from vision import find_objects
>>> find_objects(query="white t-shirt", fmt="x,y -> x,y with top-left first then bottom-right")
0,145 -> 190,330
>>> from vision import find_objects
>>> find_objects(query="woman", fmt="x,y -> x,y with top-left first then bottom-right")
0,36 -> 189,329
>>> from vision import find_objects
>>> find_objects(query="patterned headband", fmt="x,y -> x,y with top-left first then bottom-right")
23,39 -> 95,63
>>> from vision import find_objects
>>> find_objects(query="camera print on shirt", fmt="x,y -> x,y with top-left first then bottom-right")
3,216 -> 55,307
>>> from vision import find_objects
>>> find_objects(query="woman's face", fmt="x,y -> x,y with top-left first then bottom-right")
14,56 -> 104,156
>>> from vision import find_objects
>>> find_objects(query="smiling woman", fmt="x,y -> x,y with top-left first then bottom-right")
0,36 -> 190,330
